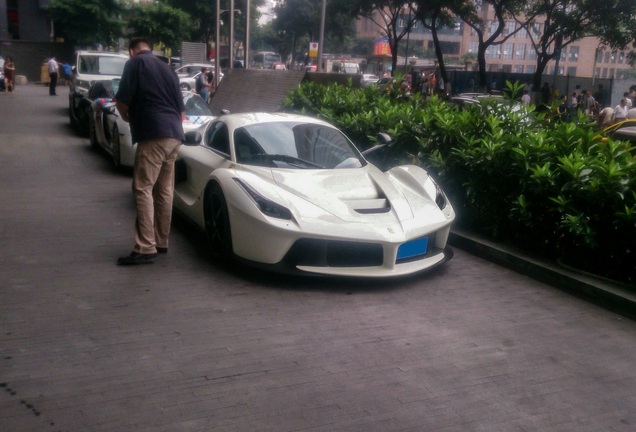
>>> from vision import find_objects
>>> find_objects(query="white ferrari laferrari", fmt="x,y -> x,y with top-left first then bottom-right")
174,112 -> 455,277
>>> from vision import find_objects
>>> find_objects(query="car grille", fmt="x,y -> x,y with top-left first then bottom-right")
284,239 -> 384,267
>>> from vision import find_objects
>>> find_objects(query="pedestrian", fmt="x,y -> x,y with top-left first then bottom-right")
623,92 -> 633,110
540,82 -> 551,105
114,37 -> 185,266
196,67 -> 211,103
3,56 -> 15,96
613,98 -> 629,123
62,61 -> 72,86
556,94 -> 568,121
521,89 -> 531,105
569,91 -> 578,112
47,56 -> 59,96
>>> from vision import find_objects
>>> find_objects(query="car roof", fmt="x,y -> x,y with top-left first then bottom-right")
218,112 -> 334,130
76,50 -> 128,58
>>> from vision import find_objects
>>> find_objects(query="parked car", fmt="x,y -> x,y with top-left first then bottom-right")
600,119 -> 636,144
376,77 -> 394,93
88,79 -> 214,168
173,112 -> 455,277
360,74 -> 380,87
178,68 -> 223,92
175,63 -> 215,76
68,50 -> 129,134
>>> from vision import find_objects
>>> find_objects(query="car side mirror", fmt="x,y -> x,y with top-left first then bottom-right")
361,132 -> 393,157
184,131 -> 202,146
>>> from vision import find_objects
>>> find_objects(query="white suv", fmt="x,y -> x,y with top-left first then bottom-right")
68,50 -> 129,133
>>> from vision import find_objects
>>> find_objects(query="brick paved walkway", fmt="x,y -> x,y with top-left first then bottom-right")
1,84 -> 636,432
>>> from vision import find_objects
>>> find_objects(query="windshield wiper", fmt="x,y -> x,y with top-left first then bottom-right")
253,154 -> 323,169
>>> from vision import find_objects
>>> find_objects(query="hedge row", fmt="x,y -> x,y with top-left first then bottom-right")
281,80 -> 636,285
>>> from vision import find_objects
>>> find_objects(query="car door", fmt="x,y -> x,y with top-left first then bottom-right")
174,120 -> 233,207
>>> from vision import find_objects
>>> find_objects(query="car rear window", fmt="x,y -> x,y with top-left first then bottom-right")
78,55 -> 127,75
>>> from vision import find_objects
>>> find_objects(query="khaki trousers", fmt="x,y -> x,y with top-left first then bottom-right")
132,138 -> 181,254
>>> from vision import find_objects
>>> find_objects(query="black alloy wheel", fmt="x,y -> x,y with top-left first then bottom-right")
110,124 -> 122,169
204,182 -> 233,258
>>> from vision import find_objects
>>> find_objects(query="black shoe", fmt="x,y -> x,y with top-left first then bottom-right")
117,251 -> 157,266
156,247 -> 168,254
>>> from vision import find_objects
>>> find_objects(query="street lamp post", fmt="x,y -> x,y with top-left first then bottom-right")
215,0 -> 221,90
244,0 -> 250,69
229,0 -> 235,69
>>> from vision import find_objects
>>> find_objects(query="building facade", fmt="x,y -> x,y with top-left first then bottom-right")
356,5 -> 635,80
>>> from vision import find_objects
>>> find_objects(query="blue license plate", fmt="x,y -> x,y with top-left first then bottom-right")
397,237 -> 428,260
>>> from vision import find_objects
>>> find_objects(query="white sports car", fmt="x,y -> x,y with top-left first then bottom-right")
88,79 -> 214,168
173,112 -> 456,277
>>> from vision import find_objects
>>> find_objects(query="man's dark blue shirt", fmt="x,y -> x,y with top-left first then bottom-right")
115,51 -> 185,144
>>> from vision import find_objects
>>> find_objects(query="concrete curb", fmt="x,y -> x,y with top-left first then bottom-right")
449,229 -> 636,319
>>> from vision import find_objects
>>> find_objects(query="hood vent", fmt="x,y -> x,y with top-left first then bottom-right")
346,198 -> 391,214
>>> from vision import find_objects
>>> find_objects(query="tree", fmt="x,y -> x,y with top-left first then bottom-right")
126,2 -> 192,52
349,0 -> 418,76
45,0 -> 123,48
271,0 -> 358,64
521,0 -> 636,92
413,0 -> 477,91
164,0 -> 265,54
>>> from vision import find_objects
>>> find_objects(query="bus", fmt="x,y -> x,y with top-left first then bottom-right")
252,51 -> 282,69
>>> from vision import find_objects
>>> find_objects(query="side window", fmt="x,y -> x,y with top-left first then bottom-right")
204,122 -> 230,157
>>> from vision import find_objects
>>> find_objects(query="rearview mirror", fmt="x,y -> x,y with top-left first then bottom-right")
184,130 -> 202,146
361,132 -> 393,157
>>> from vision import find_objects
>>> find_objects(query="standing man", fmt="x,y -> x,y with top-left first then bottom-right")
115,37 -> 185,265
47,56 -> 59,96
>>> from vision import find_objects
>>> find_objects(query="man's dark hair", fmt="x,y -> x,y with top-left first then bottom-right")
129,37 -> 151,52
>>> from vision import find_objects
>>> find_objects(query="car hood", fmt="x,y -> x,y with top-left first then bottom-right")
241,165 -> 433,224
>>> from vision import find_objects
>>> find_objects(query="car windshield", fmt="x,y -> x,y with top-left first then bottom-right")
233,122 -> 365,169
79,56 -> 127,75
183,93 -> 213,116
111,78 -> 120,94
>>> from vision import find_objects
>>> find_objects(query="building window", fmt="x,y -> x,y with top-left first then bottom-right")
514,65 -> 524,73
469,41 -> 479,54
526,65 -> 536,74
527,47 -> 537,61
619,52 -> 625,64
489,21 -> 499,36
567,67 -> 577,76
609,68 -> 615,78
515,44 -> 526,60
501,43 -> 513,59
604,52 -> 610,63
611,51 -> 617,64
568,46 -> 579,62
602,68 -> 608,78
517,27 -> 527,39
505,21 -> 515,36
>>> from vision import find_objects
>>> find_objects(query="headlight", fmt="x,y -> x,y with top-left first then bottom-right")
75,80 -> 91,96
424,177 -> 447,210
434,183 -> 447,210
234,178 -> 292,220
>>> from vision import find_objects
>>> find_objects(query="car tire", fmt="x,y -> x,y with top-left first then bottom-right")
180,83 -> 191,91
204,182 -> 233,259
69,98 -> 78,128
89,115 -> 98,148
110,125 -> 122,169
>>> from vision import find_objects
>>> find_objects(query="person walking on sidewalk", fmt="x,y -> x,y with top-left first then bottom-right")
115,37 -> 185,266
3,56 -> 15,96
47,56 -> 59,95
